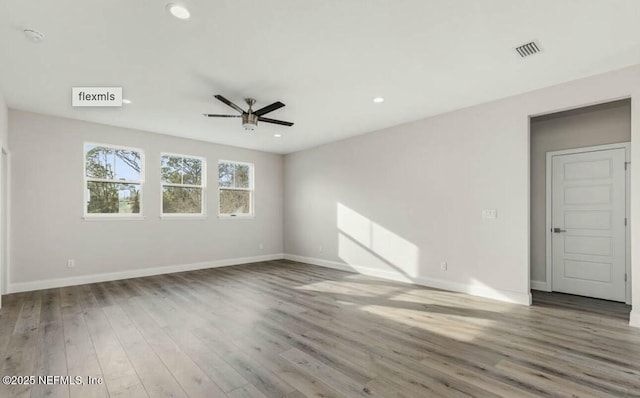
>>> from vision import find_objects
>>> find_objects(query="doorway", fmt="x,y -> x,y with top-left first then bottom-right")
546,144 -> 629,302
529,99 -> 632,304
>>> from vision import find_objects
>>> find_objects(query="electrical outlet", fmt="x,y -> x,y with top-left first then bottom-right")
67,259 -> 75,268
319,246 -> 324,253
259,243 -> 264,250
440,261 -> 447,271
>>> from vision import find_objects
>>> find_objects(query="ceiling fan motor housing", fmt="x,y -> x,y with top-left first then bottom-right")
242,113 -> 258,130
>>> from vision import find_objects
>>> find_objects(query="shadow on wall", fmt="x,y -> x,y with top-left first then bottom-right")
336,202 -> 525,304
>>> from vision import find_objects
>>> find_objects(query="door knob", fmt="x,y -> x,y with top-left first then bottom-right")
553,227 -> 567,233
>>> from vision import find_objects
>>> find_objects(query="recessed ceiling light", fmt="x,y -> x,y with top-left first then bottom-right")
373,96 -> 384,103
122,99 -> 132,104
273,134 -> 282,138
166,3 -> 190,19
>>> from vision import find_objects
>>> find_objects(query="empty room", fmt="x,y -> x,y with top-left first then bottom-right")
0,1 -> 639,397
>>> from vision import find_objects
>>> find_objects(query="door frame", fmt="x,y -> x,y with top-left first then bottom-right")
545,142 -> 631,304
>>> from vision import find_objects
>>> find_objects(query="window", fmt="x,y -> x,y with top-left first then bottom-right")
161,154 -> 206,216
218,160 -> 254,217
84,143 -> 144,217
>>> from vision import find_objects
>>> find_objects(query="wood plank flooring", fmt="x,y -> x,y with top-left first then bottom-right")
0,260 -> 639,397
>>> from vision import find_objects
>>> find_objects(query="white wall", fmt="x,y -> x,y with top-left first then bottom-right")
530,101 -> 631,284
0,93 -> 7,148
0,93 -> 7,302
8,110 -> 283,291
284,65 -> 640,315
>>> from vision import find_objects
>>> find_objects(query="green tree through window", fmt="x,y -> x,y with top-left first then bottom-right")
218,161 -> 253,216
85,144 -> 143,215
161,154 -> 205,215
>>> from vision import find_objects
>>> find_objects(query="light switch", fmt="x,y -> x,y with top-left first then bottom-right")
482,209 -> 498,220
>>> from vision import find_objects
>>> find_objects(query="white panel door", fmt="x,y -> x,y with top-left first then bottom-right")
551,148 -> 626,301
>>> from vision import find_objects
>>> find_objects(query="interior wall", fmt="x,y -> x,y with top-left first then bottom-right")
0,93 -> 7,148
284,65 -> 640,310
0,93 -> 7,301
530,100 -> 631,284
8,110 -> 284,289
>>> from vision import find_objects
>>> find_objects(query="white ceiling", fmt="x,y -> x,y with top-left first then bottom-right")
1,1 -> 639,154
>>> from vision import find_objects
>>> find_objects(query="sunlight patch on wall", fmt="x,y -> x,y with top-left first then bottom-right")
337,202 -> 372,247
337,203 -> 419,278
339,232 -> 413,280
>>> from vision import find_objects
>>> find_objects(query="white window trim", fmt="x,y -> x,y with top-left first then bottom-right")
83,142 -> 145,220
218,160 -> 255,218
160,152 -> 207,219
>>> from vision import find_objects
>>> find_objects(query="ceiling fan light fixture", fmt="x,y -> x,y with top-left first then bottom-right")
166,3 -> 191,19
242,113 -> 258,131
373,96 -> 385,103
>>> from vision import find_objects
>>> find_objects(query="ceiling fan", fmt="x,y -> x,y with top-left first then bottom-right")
204,95 -> 294,131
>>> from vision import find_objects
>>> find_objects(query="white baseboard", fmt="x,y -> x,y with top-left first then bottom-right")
283,254 -> 531,306
7,253 -> 284,294
630,310 -> 640,328
530,279 -> 550,291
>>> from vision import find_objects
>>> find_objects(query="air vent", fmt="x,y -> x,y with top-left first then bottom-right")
515,41 -> 541,57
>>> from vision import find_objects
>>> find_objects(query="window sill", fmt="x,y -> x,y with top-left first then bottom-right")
160,214 -> 207,220
218,214 -> 255,220
83,215 -> 145,221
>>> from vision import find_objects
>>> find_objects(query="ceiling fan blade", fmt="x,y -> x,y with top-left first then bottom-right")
253,101 -> 285,116
258,117 -> 294,127
214,95 -> 245,114
203,114 -> 241,118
